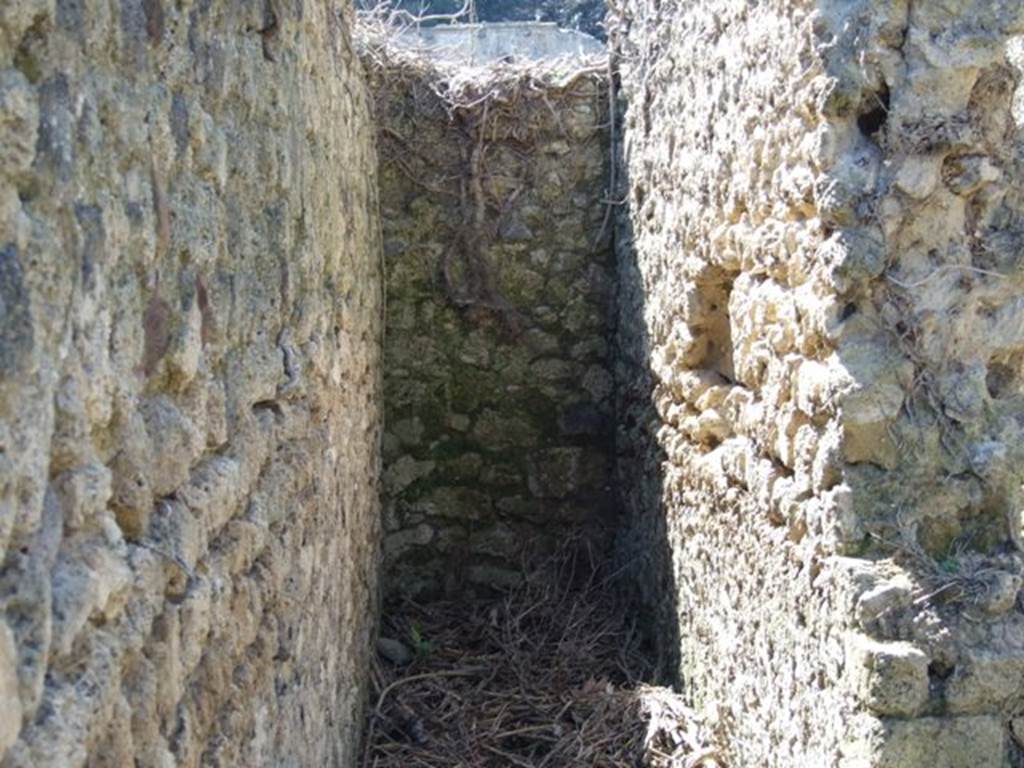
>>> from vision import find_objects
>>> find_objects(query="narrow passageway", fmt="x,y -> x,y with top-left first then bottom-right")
351,11 -> 726,766
3,0 -> 1019,763
361,544 -> 722,767
352,12 -> 716,765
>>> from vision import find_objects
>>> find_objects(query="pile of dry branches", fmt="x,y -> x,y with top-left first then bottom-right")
361,546 -> 725,767
354,1 -> 608,116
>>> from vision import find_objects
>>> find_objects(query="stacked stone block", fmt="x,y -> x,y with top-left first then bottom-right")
369,59 -> 616,596
0,2 -> 382,765
611,0 -> 1024,764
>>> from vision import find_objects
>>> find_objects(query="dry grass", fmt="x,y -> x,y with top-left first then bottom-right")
361,545 -> 724,768
354,2 -> 608,115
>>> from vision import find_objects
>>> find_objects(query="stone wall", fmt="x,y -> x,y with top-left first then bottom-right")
6,0 -> 1024,764
368,55 -> 615,597
611,0 -> 1024,765
0,2 -> 382,766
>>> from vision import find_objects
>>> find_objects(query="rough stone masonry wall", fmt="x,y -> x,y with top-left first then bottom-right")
0,2 -> 381,766
369,60 -> 615,597
612,0 -> 1024,766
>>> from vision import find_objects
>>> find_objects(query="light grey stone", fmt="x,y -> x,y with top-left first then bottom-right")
376,637 -> 413,666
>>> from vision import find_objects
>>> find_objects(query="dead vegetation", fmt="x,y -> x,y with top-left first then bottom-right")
361,544 -> 724,768
354,2 -> 613,335
354,1 -> 608,111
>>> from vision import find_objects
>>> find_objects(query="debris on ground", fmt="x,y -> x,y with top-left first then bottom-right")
361,545 -> 725,767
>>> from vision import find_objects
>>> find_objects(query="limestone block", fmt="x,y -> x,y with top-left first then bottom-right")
942,154 -> 1001,196
977,570 -> 1022,616
108,446 -> 154,542
473,524 -> 523,558
384,524 -> 435,559
223,339 -> 286,421
140,396 -> 203,498
895,155 -> 943,200
467,564 -> 522,589
48,375 -> 93,476
527,447 -> 590,500
936,363 -> 988,423
54,463 -> 113,532
0,69 -> 38,179
422,490 -> 488,528
986,297 -> 1024,358
146,498 -> 206,578
855,577 -> 913,627
846,634 -> 929,717
582,365 -> 614,402
178,579 -> 212,675
795,360 -> 838,417
176,455 -> 244,537
874,716 -> 1005,768
50,538 -> 132,657
531,358 -> 576,381
834,339 -> 911,469
447,413 -> 471,432
384,456 -> 437,495
946,649 -> 1024,715
163,296 -> 203,390
0,243 -> 33,382
472,410 -> 540,449
440,453 -> 483,483
390,417 -> 425,447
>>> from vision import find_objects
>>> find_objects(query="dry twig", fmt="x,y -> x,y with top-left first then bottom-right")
361,545 -> 725,767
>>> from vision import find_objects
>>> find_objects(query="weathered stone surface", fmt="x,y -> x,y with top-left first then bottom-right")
945,648 -> 1024,716
376,637 -> 413,666
0,2 -> 382,765
367,47 -> 615,597
611,0 -> 1024,764
4,0 -> 1022,764
844,715 -> 1006,768
847,635 -> 929,718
